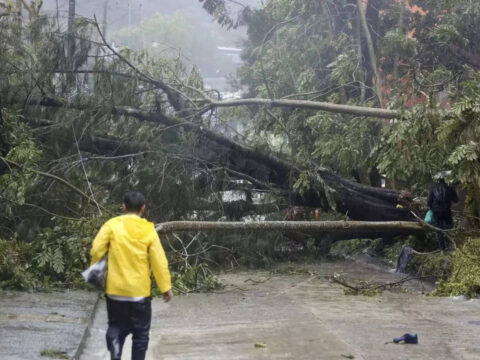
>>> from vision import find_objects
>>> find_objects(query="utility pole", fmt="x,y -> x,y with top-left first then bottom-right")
67,0 -> 76,87
140,2 -> 145,49
56,0 -> 60,31
14,0 -> 22,39
127,0 -> 132,48
102,0 -> 109,38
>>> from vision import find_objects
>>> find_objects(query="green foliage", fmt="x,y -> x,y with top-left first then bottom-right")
328,51 -> 359,87
378,71 -> 480,190
0,212 -> 114,290
236,0 -> 397,180
0,238 -> 39,289
376,107 -> 449,187
0,109 -> 41,220
442,76 -> 480,184
382,28 -> 417,59
309,114 -> 382,176
234,0 -> 480,197
410,252 -> 453,280
433,238 -> 480,298
292,172 -> 311,195
431,24 -> 469,47
198,0 -> 245,29
170,263 -> 223,294
448,142 -> 480,182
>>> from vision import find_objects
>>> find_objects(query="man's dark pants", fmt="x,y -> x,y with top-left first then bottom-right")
433,210 -> 453,250
106,297 -> 151,360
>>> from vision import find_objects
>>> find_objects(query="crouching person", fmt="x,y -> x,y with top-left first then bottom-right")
90,191 -> 173,360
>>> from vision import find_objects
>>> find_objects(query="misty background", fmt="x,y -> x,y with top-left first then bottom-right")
41,0 -> 260,91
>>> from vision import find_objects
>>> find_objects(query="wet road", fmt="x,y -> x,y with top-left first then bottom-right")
0,290 -> 98,360
80,260 -> 480,360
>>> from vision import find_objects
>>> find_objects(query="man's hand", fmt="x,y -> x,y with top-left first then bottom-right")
163,289 -> 174,303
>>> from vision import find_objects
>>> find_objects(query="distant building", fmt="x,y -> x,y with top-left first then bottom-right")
217,46 -> 242,65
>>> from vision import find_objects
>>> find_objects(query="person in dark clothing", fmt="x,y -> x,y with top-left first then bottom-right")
428,176 -> 458,250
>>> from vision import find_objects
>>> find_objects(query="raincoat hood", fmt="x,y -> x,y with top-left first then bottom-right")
121,214 -> 155,239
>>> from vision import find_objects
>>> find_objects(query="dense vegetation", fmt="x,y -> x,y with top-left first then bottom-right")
1,0 -> 479,296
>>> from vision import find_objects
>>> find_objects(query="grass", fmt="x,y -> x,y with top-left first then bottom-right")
40,349 -> 70,359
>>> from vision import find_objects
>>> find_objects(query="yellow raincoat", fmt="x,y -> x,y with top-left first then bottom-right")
90,214 -> 171,297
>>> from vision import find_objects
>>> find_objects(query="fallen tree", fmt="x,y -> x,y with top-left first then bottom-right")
4,16 -> 409,223
20,96 -> 410,221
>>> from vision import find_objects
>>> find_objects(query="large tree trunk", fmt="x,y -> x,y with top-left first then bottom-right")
156,220 -> 423,239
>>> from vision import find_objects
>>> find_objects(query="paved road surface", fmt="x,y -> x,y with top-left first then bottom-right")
80,260 -> 480,360
0,290 -> 98,360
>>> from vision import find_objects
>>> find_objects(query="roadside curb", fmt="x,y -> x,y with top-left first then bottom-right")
73,292 -> 102,360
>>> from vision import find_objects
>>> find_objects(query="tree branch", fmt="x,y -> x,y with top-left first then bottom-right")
0,156 -> 103,209
72,125 -> 103,215
201,98 -> 398,119
93,15 -> 196,111
259,15 -> 300,99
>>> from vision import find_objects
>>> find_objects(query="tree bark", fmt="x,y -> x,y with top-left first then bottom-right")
355,12 -> 366,102
156,220 -> 423,235
357,0 -> 383,107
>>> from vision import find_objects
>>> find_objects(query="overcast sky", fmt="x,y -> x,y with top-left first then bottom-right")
40,0 -> 260,88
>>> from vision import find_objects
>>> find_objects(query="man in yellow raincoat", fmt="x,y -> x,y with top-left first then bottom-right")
90,191 -> 173,360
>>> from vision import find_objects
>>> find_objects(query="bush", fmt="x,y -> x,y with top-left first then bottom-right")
432,238 -> 480,298
0,215 -> 111,290
0,238 -> 40,289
